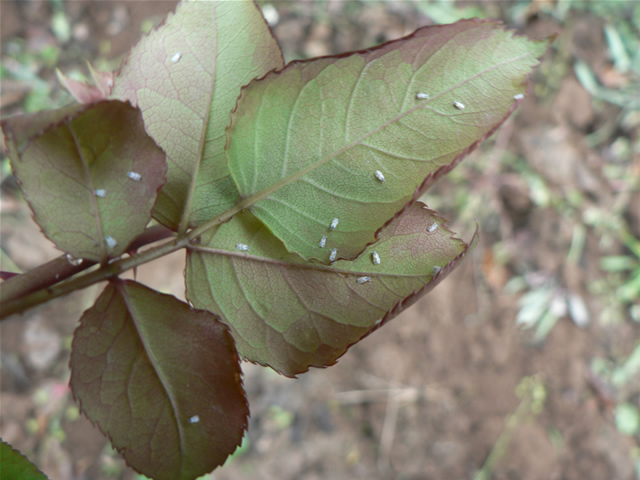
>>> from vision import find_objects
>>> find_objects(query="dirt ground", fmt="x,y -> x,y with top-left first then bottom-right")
1,1 -> 639,480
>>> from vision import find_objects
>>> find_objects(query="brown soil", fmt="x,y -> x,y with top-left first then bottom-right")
1,2 -> 639,480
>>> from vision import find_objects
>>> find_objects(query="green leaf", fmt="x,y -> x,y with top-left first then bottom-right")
227,19 -> 549,262
111,0 -> 284,231
69,280 -> 248,480
612,342 -> 640,387
0,439 -> 48,480
615,403 -> 640,436
186,202 -> 475,376
2,100 -> 167,263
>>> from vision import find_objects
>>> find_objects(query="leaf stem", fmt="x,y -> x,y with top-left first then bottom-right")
0,226 -> 182,320
187,196 -> 253,240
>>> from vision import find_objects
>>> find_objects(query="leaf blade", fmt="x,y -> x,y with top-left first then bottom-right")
227,19 -> 548,262
69,280 -> 248,480
111,0 -> 284,231
0,440 -> 48,480
2,101 -> 167,262
186,203 -> 474,376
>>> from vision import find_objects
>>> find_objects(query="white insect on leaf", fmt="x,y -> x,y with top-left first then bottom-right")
65,253 -> 83,266
513,93 -> 525,100
127,171 -> 142,181
105,236 -> 117,249
372,251 -> 381,265
236,243 -> 249,251
330,218 -> 339,230
319,236 -> 327,248
428,223 -> 438,233
171,52 -> 182,64
416,92 -> 430,99
329,248 -> 337,262
432,265 -> 441,275
94,189 -> 106,198
374,170 -> 385,182
357,276 -> 371,284
453,101 -> 466,110
189,415 -> 200,424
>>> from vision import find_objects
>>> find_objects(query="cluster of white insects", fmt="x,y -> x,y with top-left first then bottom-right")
416,92 -> 465,110
322,215 -> 382,281
93,172 -> 144,253
232,89 -> 528,285
127,171 -> 142,181
318,169 -> 386,269
65,253 -> 83,266
416,91 -> 525,111
231,88 -> 524,281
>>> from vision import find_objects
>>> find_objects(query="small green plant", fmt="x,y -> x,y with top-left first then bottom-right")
0,1 -> 549,478
473,375 -> 547,480
591,343 -> 640,474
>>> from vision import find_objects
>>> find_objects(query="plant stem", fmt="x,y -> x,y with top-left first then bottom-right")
473,375 -> 545,480
0,230 -> 185,320
0,255 -> 97,306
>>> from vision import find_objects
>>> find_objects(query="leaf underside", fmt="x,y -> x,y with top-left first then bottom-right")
186,201 -> 474,377
227,19 -> 548,263
112,0 -> 284,231
70,280 -> 248,480
2,100 -> 167,262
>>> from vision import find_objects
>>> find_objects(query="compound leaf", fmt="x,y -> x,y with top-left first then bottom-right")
0,440 -> 48,480
2,100 -> 167,263
227,19 -> 547,262
69,280 -> 248,480
186,202 -> 474,377
112,0 -> 284,231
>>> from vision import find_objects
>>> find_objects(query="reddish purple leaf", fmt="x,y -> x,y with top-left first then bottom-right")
70,280 -> 248,480
2,101 -> 167,262
186,203 -> 476,376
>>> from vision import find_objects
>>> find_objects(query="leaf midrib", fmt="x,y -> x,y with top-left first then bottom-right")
190,245 -> 445,278
67,121 -> 107,262
177,1 -> 220,235
116,282 -> 187,476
